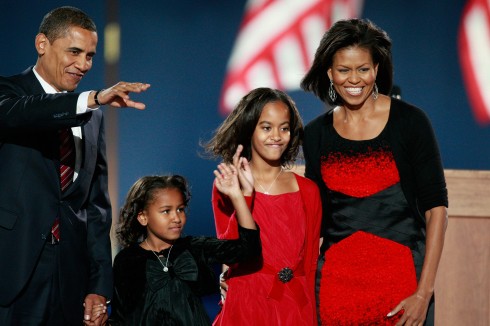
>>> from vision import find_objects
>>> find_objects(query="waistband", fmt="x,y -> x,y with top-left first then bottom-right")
260,262 -> 308,307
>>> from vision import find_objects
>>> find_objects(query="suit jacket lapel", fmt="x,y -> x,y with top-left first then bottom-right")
19,68 -> 63,186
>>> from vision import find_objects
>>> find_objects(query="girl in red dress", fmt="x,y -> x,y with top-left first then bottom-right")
204,87 -> 322,325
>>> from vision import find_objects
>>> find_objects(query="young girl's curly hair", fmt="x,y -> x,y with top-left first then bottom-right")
116,175 -> 191,248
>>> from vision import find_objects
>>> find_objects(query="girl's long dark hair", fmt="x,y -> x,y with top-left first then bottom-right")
202,87 -> 303,167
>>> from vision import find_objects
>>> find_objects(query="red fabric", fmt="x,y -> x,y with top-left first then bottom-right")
321,147 -> 399,198
319,231 -> 417,325
51,217 -> 60,241
212,174 -> 321,326
261,262 -> 307,307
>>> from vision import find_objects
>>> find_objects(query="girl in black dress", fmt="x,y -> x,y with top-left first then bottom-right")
110,164 -> 261,325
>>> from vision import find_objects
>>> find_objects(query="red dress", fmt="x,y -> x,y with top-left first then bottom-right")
318,128 -> 419,325
212,174 -> 321,326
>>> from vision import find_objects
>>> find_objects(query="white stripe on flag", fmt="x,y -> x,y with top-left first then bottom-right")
220,0 -> 364,114
459,0 -> 490,124
228,0 -> 320,70
465,2 -> 490,120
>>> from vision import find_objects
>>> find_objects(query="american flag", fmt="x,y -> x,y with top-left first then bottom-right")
219,0 -> 364,115
459,0 -> 490,124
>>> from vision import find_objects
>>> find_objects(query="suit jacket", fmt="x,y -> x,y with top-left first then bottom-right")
0,67 -> 112,323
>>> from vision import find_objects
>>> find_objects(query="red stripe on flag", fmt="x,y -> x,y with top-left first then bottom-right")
242,0 -> 276,25
458,0 -> 490,124
220,0 -> 363,115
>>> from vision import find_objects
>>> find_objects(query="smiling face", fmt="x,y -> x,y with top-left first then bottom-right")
137,188 -> 187,249
250,101 -> 291,165
35,25 -> 97,92
328,46 -> 378,108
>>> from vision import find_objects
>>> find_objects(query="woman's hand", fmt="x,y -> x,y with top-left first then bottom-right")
387,292 -> 431,326
232,144 -> 254,196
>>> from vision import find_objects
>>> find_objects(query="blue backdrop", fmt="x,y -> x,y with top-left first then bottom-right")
117,0 -> 490,236
2,0 -> 489,318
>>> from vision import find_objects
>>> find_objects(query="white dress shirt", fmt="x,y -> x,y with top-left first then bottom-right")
33,67 -> 100,182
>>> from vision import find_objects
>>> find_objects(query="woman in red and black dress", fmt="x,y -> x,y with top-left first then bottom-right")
301,18 -> 448,326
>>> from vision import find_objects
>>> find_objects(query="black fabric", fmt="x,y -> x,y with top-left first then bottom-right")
0,66 -> 112,324
303,98 -> 448,240
110,227 -> 261,326
303,99 -> 444,326
0,243 -> 68,325
326,183 -> 425,278
326,184 -> 423,249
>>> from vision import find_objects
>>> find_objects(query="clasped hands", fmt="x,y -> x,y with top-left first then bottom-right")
83,294 -> 109,326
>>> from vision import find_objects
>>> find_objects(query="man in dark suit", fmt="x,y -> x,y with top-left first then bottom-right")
0,6 -> 150,325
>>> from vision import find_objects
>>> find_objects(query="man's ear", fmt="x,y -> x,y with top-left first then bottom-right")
35,33 -> 48,54
137,212 -> 148,226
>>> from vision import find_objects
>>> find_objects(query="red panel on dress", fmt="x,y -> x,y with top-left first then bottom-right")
321,147 -> 400,198
319,231 -> 417,325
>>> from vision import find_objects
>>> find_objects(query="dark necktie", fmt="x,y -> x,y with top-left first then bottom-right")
52,128 -> 75,241
59,128 -> 75,191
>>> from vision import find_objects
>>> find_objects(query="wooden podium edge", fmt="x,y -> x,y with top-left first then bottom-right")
445,169 -> 490,218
